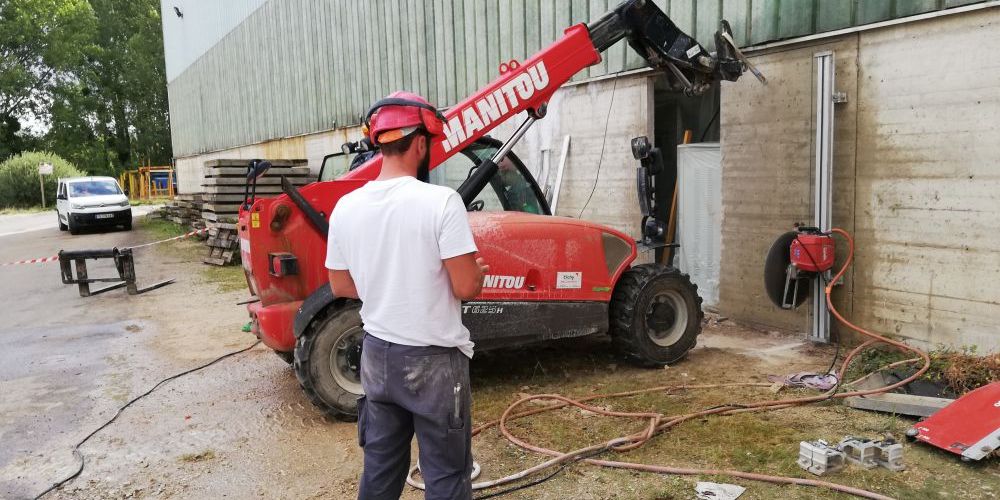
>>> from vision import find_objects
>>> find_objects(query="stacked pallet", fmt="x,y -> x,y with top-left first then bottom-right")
158,194 -> 206,230
203,223 -> 240,266
201,159 -> 310,223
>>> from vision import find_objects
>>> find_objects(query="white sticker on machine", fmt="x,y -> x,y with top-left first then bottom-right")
556,272 -> 582,289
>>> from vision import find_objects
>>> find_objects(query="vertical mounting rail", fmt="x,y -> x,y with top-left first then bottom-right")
811,51 -> 835,343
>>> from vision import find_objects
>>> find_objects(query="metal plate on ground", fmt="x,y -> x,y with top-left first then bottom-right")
910,381 -> 1000,461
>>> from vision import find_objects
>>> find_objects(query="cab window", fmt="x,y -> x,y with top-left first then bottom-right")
430,142 -> 547,214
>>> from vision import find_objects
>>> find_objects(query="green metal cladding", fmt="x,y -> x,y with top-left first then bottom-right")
166,0 -> 984,156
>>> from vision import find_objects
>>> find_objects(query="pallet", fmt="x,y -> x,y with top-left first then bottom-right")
203,226 -> 240,266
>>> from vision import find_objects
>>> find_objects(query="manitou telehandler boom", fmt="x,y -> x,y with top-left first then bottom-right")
238,0 -> 756,419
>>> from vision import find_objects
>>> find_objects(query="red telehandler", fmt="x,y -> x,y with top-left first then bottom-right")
238,0 -> 755,419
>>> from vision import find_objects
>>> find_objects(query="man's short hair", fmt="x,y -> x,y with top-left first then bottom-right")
379,130 -> 428,157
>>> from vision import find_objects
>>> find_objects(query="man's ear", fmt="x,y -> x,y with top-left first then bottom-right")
416,134 -> 429,156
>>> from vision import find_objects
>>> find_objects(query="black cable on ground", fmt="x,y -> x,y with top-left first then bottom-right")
33,340 -> 262,499
473,448 -> 609,500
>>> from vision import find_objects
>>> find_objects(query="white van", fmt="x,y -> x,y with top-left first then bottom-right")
56,177 -> 132,234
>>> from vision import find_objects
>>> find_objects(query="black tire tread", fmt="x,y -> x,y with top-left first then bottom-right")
293,300 -> 360,422
609,263 -> 704,366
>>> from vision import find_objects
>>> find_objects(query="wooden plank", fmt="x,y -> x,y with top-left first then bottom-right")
204,159 -> 306,168
202,177 -> 309,186
201,204 -> 242,213
844,393 -> 953,418
203,186 -> 290,194
205,167 -> 311,177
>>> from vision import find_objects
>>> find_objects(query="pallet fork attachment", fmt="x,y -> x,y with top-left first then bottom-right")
58,247 -> 174,297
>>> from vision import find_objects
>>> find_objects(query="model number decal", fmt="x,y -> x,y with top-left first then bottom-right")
462,304 -> 504,314
483,274 -> 525,289
556,272 -> 582,289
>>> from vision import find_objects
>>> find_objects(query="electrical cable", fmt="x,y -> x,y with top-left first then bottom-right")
33,341 -> 262,499
472,448 -> 609,500
576,76 -> 619,219
433,228 -> 929,499
698,106 -> 720,142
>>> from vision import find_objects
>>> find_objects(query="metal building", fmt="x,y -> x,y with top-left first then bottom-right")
161,0 -> 999,350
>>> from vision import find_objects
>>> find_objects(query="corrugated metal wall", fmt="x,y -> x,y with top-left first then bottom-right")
166,0 -> 985,157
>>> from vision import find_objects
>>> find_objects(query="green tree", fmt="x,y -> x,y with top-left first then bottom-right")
45,0 -> 171,175
0,0 -> 96,159
0,150 -> 83,207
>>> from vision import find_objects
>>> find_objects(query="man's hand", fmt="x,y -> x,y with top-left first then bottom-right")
444,253 -> 488,300
328,269 -> 359,299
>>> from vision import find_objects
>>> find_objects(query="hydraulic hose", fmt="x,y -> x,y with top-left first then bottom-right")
408,228 -> 926,499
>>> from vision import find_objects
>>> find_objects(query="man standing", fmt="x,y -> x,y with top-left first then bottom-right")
325,91 -> 487,500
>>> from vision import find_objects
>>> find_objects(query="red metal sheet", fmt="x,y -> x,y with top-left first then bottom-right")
911,381 -> 1000,461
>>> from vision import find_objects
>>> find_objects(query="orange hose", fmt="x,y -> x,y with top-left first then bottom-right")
465,228 -> 926,499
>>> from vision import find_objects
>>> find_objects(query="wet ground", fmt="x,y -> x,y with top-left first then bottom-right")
2,214 -> 997,499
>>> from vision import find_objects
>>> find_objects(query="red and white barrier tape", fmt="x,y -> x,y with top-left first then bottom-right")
0,228 -> 208,267
126,228 -> 208,249
0,255 -> 60,267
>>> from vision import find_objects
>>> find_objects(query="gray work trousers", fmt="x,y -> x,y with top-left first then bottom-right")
357,334 -> 473,500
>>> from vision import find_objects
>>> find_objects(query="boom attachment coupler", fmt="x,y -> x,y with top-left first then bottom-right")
58,247 -> 174,297
589,0 -> 755,95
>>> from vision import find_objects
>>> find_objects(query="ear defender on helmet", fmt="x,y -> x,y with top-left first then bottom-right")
419,107 -> 444,136
364,96 -> 445,144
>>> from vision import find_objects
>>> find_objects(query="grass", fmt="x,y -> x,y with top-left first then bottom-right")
137,217 -> 189,241
845,345 -> 1000,396
457,332 -> 1000,500
0,205 -> 50,215
135,217 -> 249,294
128,196 -> 172,206
201,264 -> 248,293
177,450 -> 216,463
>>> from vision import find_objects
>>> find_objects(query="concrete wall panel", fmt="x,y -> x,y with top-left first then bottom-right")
718,37 -> 859,333
853,8 -> 1000,350
720,7 -> 1000,351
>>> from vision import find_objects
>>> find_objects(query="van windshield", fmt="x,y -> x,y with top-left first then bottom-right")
69,180 -> 121,197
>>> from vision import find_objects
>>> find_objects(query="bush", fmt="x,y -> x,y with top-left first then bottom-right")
0,151 -> 85,208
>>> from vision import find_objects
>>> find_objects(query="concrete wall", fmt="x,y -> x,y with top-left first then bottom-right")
719,7 -> 1000,351
176,74 -> 655,243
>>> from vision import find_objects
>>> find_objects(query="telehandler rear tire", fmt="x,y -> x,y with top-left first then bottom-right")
294,300 -> 364,421
609,264 -> 703,366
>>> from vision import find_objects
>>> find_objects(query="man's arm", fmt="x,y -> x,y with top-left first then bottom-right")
328,269 -> 359,299
443,253 -> 489,300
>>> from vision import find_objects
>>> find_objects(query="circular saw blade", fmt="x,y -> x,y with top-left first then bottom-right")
763,231 -> 809,309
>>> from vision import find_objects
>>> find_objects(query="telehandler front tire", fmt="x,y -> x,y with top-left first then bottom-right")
610,264 -> 703,366
294,301 -> 364,421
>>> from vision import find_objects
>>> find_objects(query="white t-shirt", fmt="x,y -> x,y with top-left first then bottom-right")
325,176 -> 478,358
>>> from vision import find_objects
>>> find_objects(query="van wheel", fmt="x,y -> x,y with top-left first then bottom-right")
122,219 -> 132,231
58,213 -> 67,231
294,300 -> 363,421
68,216 -> 80,235
609,264 -> 703,366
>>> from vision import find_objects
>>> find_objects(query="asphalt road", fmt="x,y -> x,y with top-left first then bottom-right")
0,208 -> 374,500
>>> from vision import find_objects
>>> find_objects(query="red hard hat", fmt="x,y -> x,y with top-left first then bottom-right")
365,91 -> 444,145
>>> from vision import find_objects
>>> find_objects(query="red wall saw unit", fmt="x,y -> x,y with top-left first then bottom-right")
790,233 -> 835,273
